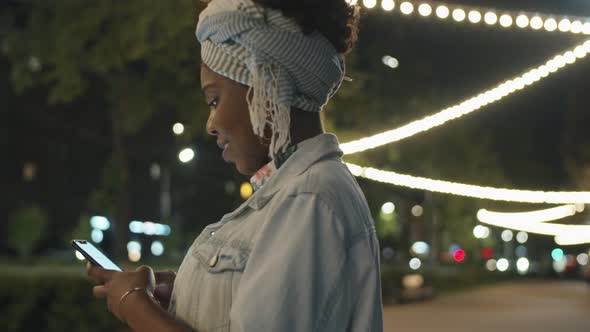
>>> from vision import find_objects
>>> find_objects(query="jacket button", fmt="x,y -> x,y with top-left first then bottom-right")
209,254 -> 219,267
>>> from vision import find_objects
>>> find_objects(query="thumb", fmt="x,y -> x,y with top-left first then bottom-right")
93,285 -> 108,299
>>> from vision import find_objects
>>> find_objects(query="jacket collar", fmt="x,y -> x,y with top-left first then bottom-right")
220,133 -> 343,222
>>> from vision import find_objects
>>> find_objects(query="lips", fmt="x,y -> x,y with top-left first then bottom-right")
217,141 -> 230,162
222,143 -> 230,162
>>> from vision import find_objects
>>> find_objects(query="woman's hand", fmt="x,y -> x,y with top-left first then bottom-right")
87,263 -> 156,322
154,271 -> 176,310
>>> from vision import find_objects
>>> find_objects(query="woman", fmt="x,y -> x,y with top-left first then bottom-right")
87,0 -> 383,331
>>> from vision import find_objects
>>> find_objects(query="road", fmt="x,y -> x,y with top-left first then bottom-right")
383,280 -> 590,332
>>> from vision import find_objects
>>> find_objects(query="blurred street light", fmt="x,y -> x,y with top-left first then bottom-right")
151,241 -> 165,256
473,225 -> 490,239
178,148 -> 195,163
240,182 -> 254,200
411,205 -> 423,217
75,251 -> 86,261
486,259 -> 497,271
516,231 -> 528,243
409,257 -> 422,270
150,163 -> 161,180
90,216 -> 111,230
23,162 -> 37,182
501,229 -> 514,242
91,229 -> 104,243
516,257 -> 530,274
382,55 -> 399,69
576,253 -> 589,266
172,122 -> 185,135
381,202 -> 395,214
497,258 -> 509,271
551,248 -> 564,261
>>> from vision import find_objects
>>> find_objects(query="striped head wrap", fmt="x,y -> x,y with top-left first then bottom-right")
196,0 -> 346,157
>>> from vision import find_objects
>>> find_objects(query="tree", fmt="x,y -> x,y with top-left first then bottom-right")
7,204 -> 49,258
2,0 -> 207,258
67,214 -> 92,244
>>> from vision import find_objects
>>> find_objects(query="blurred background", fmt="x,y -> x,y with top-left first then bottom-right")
1,0 -> 589,331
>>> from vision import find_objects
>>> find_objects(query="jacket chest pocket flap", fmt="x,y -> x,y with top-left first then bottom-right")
192,243 -> 250,273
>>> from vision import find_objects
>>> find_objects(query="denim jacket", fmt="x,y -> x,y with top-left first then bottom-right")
168,134 -> 384,332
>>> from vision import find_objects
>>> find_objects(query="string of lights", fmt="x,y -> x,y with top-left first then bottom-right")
340,1 -> 590,244
476,210 -> 590,246
477,205 -> 583,225
340,39 -> 590,155
347,0 -> 590,35
345,163 -> 590,204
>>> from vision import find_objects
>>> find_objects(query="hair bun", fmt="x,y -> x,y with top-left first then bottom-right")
254,0 -> 360,55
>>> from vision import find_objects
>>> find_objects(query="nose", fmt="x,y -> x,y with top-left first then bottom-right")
206,111 -> 217,136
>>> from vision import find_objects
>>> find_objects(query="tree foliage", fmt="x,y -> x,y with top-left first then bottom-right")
7,204 -> 49,258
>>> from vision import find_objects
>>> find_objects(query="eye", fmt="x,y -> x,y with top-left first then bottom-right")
208,97 -> 219,109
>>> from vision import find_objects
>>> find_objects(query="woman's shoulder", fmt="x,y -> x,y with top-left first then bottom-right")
280,157 -> 373,227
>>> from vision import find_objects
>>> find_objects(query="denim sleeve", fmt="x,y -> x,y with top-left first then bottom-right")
229,193 -> 353,332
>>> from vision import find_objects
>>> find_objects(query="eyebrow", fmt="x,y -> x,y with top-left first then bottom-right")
201,82 -> 218,94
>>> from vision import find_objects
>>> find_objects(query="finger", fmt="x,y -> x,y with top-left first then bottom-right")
93,285 -> 108,299
136,265 -> 157,291
154,283 -> 173,301
88,266 -> 115,283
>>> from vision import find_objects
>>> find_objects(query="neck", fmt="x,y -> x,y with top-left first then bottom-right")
289,108 -> 324,145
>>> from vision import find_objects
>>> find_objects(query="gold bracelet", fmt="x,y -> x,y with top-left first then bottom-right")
119,287 -> 160,323
118,287 -> 145,324
119,287 -> 144,307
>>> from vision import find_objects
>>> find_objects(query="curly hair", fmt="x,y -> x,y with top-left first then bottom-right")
252,0 -> 360,55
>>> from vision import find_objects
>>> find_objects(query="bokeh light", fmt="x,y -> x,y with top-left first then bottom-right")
516,231 -> 528,243
484,12 -> 498,25
409,257 -> 422,270
501,229 -> 514,242
516,257 -> 530,274
381,0 -> 395,11
240,182 -> 254,200
400,2 -> 413,15
178,148 -> 195,163
172,122 -> 184,135
486,259 -> 497,271
452,9 -> 466,22
151,241 -> 164,256
497,258 -> 509,272
381,202 -> 395,214
436,5 -> 449,19
418,3 -> 432,17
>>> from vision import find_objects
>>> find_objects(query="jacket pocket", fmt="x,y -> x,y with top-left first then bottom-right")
192,243 -> 250,331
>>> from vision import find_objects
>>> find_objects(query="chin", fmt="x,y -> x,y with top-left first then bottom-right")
235,161 -> 257,177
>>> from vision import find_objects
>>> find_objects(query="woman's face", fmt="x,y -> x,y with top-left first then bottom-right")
201,64 -> 270,176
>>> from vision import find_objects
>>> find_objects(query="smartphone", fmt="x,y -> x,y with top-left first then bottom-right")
71,239 -> 123,271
